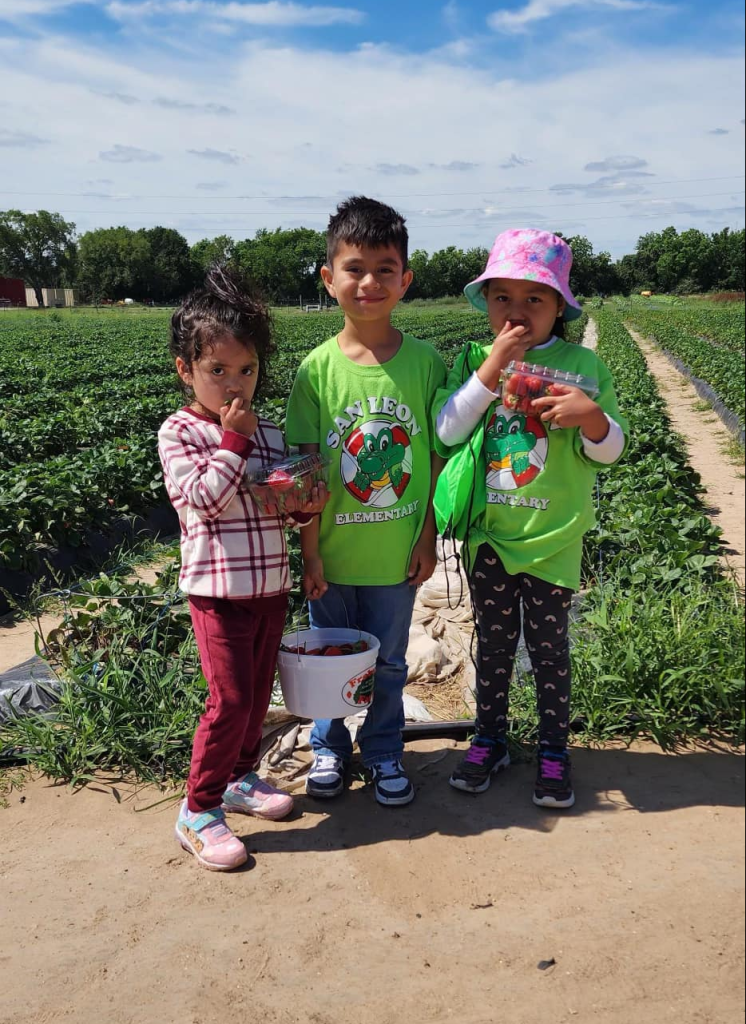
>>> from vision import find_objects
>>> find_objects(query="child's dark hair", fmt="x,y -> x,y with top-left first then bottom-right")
170,265 -> 274,396
326,196 -> 408,268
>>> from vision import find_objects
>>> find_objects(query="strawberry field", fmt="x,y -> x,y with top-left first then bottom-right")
618,296 -> 745,430
0,303 -> 743,780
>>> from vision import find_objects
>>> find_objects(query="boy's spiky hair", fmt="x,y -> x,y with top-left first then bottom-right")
326,196 -> 409,268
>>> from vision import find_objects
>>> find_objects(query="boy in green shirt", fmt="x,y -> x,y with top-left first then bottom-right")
286,196 -> 447,806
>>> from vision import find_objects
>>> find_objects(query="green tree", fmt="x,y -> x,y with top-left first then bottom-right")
0,209 -> 77,307
143,227 -> 193,303
77,226 -> 152,303
236,228 -> 326,304
407,249 -> 432,299
190,235 -> 237,277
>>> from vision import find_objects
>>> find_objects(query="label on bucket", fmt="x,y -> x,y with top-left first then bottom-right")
342,666 -> 376,708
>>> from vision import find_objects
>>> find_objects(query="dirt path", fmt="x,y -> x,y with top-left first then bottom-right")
625,325 -> 745,586
1,740 -> 743,1024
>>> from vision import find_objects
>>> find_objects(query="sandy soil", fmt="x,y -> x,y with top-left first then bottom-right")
1,741 -> 743,1024
626,326 -> 745,586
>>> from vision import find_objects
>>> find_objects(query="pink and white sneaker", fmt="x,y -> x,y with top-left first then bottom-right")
175,801 -> 248,872
222,772 -> 294,821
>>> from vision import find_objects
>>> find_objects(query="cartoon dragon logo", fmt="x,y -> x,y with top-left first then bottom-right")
341,419 -> 413,507
353,426 -> 406,492
485,409 -> 547,490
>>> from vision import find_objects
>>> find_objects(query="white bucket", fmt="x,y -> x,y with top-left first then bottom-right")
277,628 -> 380,719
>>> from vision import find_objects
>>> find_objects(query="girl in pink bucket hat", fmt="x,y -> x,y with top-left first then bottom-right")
433,229 -> 628,809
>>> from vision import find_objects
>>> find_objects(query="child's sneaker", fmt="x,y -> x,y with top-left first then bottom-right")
370,759 -> 415,806
222,772 -> 294,821
175,800 -> 248,871
306,753 -> 345,799
449,736 -> 510,793
533,748 -> 575,808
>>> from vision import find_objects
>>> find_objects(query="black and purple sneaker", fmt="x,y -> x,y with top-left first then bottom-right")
449,736 -> 510,794
533,748 -> 575,808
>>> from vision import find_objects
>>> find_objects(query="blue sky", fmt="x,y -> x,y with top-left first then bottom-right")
0,0 -> 743,258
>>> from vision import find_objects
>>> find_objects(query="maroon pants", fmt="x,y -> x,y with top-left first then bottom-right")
187,594 -> 288,813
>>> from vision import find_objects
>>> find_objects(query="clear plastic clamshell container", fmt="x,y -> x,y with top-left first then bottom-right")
246,452 -> 330,516
500,360 -> 599,414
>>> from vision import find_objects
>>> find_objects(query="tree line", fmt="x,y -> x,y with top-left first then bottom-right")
1,209 -> 743,307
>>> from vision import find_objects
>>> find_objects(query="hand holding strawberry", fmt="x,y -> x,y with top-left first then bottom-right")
530,384 -> 609,438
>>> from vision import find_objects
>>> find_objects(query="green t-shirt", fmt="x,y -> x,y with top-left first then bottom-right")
435,338 -> 628,590
286,334 -> 448,586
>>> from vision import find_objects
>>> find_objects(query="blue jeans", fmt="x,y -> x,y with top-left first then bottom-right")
309,580 -> 417,767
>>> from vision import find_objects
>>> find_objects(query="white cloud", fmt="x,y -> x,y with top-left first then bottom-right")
585,155 -> 648,172
376,163 -> 421,176
442,1 -> 460,30
100,144 -> 162,162
188,148 -> 242,163
488,0 -> 669,33
0,129 -> 49,147
501,153 -> 532,170
105,1 -> 365,26
0,0 -> 94,15
0,30 -> 742,258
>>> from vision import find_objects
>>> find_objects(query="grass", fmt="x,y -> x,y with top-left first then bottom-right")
719,436 -> 746,468
694,399 -> 713,412
0,767 -> 26,808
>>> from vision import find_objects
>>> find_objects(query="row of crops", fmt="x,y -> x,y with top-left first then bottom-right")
617,297 -> 745,429
0,304 -> 742,780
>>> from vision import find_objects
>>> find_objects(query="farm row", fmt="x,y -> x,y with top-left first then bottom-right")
616,297 -> 745,427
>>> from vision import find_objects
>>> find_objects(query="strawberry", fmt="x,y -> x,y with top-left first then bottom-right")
524,375 -> 545,397
322,646 -> 344,657
266,469 -> 296,493
548,383 -> 566,396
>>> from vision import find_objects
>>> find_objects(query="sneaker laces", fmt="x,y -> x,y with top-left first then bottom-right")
464,742 -> 493,767
539,754 -> 566,781
314,755 -> 341,774
374,759 -> 403,778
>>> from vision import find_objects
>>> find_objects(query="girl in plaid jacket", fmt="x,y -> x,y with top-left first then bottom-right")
158,267 -> 326,871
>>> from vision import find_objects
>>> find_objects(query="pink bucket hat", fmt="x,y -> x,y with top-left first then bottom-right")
464,229 -> 583,321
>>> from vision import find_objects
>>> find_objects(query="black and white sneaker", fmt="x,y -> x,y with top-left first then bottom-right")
533,748 -> 575,808
449,736 -> 510,794
306,754 -> 345,799
370,759 -> 415,807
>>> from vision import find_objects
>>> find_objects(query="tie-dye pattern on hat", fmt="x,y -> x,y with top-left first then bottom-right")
464,229 -> 582,320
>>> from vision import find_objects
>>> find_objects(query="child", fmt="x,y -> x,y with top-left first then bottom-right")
434,229 -> 628,808
286,196 -> 447,807
158,266 -> 326,870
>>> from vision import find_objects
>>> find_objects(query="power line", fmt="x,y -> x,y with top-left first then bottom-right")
0,174 -> 743,202
49,191 -> 745,217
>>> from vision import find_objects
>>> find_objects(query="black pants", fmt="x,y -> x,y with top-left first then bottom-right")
468,544 -> 573,747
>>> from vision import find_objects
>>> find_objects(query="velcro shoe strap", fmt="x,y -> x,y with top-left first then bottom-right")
187,807 -> 226,832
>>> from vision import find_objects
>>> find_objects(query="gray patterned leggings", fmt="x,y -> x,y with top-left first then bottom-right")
468,544 -> 573,747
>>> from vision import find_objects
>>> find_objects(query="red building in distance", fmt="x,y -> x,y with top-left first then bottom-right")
0,277 -> 27,307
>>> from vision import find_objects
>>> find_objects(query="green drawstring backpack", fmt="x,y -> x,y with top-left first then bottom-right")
433,343 -> 489,542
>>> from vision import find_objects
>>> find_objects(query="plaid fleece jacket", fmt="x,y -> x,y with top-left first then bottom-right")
158,407 -> 293,599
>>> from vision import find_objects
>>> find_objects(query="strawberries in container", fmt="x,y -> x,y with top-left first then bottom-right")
246,452 -> 330,515
499,361 -> 599,415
